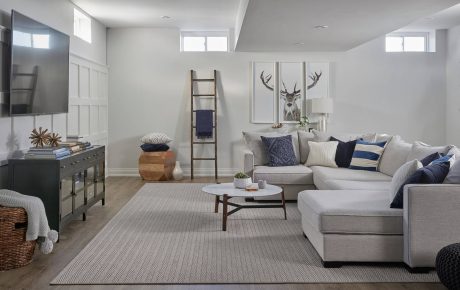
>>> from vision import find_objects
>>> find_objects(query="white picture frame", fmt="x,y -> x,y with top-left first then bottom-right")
306,62 -> 330,99
278,62 -> 303,123
251,62 -> 276,123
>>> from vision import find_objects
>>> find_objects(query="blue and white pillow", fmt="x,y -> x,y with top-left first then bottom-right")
349,140 -> 387,171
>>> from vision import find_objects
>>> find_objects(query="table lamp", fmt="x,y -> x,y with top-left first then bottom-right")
307,98 -> 333,132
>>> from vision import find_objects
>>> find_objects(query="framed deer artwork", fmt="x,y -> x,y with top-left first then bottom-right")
306,62 -> 329,99
278,62 -> 304,123
250,61 -> 328,124
251,62 -> 276,123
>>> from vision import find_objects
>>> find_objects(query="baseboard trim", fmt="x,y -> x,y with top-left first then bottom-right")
108,167 -> 239,177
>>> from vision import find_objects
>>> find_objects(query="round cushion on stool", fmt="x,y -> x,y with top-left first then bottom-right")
436,243 -> 460,289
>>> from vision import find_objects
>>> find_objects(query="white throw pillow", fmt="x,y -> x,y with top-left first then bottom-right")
389,159 -> 423,203
305,141 -> 338,168
140,133 -> 172,144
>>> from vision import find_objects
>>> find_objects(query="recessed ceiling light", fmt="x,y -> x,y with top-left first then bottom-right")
314,25 -> 328,29
161,15 -> 171,19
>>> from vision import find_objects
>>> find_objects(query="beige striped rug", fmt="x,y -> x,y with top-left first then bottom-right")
52,183 -> 438,285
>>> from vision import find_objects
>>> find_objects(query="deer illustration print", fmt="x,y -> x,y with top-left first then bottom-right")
260,71 -> 322,121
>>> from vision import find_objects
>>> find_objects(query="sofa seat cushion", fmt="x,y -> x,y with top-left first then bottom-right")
311,166 -> 392,189
322,180 -> 390,191
253,165 -> 313,185
298,190 -> 402,235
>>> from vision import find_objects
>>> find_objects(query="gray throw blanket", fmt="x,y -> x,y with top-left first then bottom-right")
0,189 -> 58,254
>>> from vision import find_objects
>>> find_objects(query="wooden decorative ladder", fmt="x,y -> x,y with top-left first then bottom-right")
190,69 -> 218,181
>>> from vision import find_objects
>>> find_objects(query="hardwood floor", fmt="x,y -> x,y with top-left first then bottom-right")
0,177 -> 445,290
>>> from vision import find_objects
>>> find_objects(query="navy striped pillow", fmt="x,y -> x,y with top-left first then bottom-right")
349,140 -> 387,171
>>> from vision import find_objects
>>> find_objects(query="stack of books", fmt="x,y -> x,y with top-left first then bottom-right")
25,147 -> 71,159
61,136 -> 93,153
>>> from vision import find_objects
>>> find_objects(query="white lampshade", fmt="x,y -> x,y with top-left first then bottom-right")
307,98 -> 333,114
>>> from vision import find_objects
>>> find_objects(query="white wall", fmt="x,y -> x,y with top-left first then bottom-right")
107,27 -> 448,176
0,0 -> 107,168
446,24 -> 460,146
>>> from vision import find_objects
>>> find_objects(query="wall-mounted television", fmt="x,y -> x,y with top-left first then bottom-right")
10,10 -> 69,116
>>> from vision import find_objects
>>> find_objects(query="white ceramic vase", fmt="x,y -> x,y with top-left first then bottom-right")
233,177 -> 252,189
172,161 -> 184,180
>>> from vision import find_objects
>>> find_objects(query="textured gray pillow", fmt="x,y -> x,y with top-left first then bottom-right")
378,136 -> 412,176
444,159 -> 460,184
298,131 -> 315,164
406,141 -> 453,162
242,131 -> 300,166
389,159 -> 422,203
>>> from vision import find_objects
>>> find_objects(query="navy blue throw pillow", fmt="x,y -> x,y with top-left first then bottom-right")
390,162 -> 450,209
420,152 -> 442,166
260,135 -> 298,167
140,143 -> 170,152
330,136 -> 357,168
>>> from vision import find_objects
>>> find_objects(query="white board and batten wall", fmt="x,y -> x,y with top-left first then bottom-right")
68,54 -> 109,149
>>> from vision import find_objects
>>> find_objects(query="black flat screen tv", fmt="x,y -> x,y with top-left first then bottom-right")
10,10 -> 70,115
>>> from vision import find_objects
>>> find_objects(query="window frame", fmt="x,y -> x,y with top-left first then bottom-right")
180,31 -> 229,52
73,8 -> 92,43
385,32 -> 429,52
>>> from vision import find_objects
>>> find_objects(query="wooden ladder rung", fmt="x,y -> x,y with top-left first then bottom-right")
193,141 -> 216,144
193,158 -> 216,160
192,94 -> 215,97
192,78 -> 215,82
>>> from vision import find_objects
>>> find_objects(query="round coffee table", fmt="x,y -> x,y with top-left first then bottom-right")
202,183 -> 286,231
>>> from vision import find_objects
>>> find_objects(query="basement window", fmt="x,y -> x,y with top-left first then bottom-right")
181,31 -> 228,52
385,32 -> 428,52
74,8 -> 92,43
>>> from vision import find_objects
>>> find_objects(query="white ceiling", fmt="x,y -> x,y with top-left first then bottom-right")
402,3 -> 460,30
72,0 -> 460,51
235,0 -> 460,51
71,0 -> 240,29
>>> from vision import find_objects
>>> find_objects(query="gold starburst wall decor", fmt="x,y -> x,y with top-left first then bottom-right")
29,127 -> 50,148
47,132 -> 62,147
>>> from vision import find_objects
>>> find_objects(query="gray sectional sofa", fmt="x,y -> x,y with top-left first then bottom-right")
242,130 -> 460,271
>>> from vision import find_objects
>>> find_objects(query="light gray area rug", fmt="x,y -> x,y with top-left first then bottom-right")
52,183 -> 438,284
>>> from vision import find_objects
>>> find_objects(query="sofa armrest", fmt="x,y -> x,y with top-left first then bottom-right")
403,184 -> 460,268
243,149 -> 255,177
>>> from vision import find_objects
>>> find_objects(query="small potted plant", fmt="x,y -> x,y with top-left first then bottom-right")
297,115 -> 310,131
233,172 -> 252,189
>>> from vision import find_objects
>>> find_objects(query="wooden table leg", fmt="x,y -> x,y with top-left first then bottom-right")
223,194 -> 228,231
281,189 -> 287,220
214,196 -> 219,213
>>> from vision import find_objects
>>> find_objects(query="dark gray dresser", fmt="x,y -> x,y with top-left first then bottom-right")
8,146 -> 106,231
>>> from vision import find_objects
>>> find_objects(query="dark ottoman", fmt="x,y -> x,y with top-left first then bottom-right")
436,243 -> 460,289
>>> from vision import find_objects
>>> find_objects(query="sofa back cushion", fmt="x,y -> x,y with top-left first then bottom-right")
260,135 -> 298,167
243,131 -> 300,166
448,146 -> 460,159
311,129 -> 375,143
305,141 -> 338,168
378,136 -> 412,176
349,140 -> 387,172
445,159 -> 460,184
298,131 -> 315,164
406,141 -> 453,163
